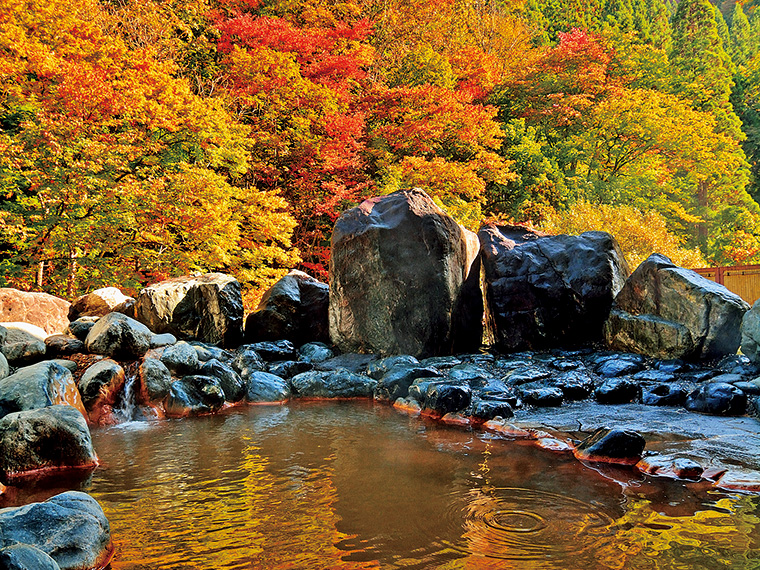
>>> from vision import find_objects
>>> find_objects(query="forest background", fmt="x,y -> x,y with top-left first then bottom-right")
2,0 -> 760,307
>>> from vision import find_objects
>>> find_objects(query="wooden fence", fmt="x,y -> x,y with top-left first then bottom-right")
692,264 -> 760,306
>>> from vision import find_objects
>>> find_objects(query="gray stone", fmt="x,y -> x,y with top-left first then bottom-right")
519,386 -> 564,407
160,341 -> 201,375
0,544 -> 61,570
200,359 -> 246,402
291,370 -> 377,398
374,364 -> 443,402
267,360 -> 313,379
135,273 -> 243,348
0,361 -> 85,419
77,359 -> 125,416
423,383 -> 472,415
138,358 -> 172,403
329,188 -> 482,358
245,340 -> 296,362
367,355 -> 420,380
0,352 -> 7,381
641,383 -> 688,406
150,333 -> 177,348
165,375 -> 225,416
232,347 -> 265,379
66,317 -> 98,341
469,398 -> 514,421
2,340 -> 46,365
685,383 -> 747,416
297,342 -> 334,364
315,353 -> 379,374
245,371 -> 291,403
605,254 -> 749,360
595,378 -> 640,405
84,312 -> 152,359
44,334 -> 85,357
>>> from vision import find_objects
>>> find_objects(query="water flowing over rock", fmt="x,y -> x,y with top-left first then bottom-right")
68,287 -> 133,320
329,188 -> 482,358
245,270 -> 329,344
135,273 -> 243,348
604,254 -> 749,360
480,226 -> 628,352
0,405 -> 97,484
84,312 -> 152,359
0,361 -> 86,419
0,491 -> 112,570
0,288 -> 70,334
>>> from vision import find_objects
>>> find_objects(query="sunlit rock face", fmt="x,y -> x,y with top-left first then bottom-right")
0,288 -> 70,335
480,225 -> 629,352
0,360 -> 86,419
135,273 -> 243,348
329,188 -> 482,358
68,287 -> 133,321
605,254 -> 749,360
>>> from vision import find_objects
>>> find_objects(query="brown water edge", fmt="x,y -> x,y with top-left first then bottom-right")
5,401 -> 760,569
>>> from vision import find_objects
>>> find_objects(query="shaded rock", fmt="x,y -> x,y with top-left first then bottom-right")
715,354 -> 759,376
200,359 -> 246,402
741,297 -> 760,363
291,370 -> 376,398
367,355 -> 419,380
245,270 -> 329,345
424,383 -> 472,415
77,359 -> 125,423
112,298 -> 136,318
297,342 -> 334,364
672,458 -> 704,479
0,491 -> 112,570
0,289 -> 70,335
480,225 -> 628,352
550,359 -> 583,372
44,334 -> 85,357
595,378 -> 640,405
631,369 -> 676,383
69,287 -> 133,320
84,312 -> 152,359
0,353 -> 7,381
191,342 -> 234,364
135,273 -> 243,348
2,340 -> 46,365
552,371 -> 595,400
595,357 -> 644,378
734,380 -> 760,395
138,358 -> 173,404
329,188 -> 482,358
374,365 -> 443,402
707,373 -> 744,384
315,353 -> 379,374
574,427 -> 646,465
419,356 -> 462,369
231,347 -> 265,379
502,365 -> 551,385
0,544 -> 61,570
655,359 -> 692,373
165,375 -> 225,416
519,386 -> 564,407
641,383 -> 687,407
66,317 -> 98,342
469,398 -> 514,421
150,333 -> 177,348
605,253 -> 749,360
685,383 -> 747,416
267,360 -> 313,379
447,364 -> 492,387
0,361 -> 86,419
408,379 -> 447,404
160,341 -> 200,375
474,380 -> 517,405
0,405 -> 97,484
246,340 -> 296,362
245,371 -> 291,403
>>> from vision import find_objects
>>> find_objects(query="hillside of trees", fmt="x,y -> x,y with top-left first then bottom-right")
2,0 -> 760,304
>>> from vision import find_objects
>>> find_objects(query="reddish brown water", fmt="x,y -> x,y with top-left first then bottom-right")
73,403 -> 760,568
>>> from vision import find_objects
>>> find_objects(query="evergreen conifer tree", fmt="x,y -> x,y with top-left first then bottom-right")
730,2 -> 752,66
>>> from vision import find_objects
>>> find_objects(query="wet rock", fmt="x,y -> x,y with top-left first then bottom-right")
66,317 -> 98,342
463,353 -> 496,366
595,378 -> 640,405
715,354 -> 759,376
77,359 -> 125,423
502,365 -> 551,385
0,288 -> 70,334
741,297 -> 760,363
246,340 -> 297,362
519,386 -> 564,407
469,398 -> 514,421
574,427 -> 646,465
641,383 -> 688,406
655,359 -> 691,373
150,333 -> 177,348
138,358 -> 172,404
315,353 -> 379,374
160,341 -> 201,375
0,361 -> 86,419
329,188 -> 482,358
245,371 -> 291,403
418,356 -> 462,369
291,370 -> 377,399
631,369 -> 676,383
707,373 -> 744,384
84,312 -> 152,359
267,360 -> 313,379
423,383 -> 472,415
165,375 -> 226,416
733,380 -> 760,395
191,342 -> 234,364
605,254 -> 749,360
231,347 -> 266,379
69,287 -> 133,320
639,455 -> 704,479
672,458 -> 704,479
2,339 -> 46,365
551,371 -> 595,400
374,365 -> 443,402
0,544 -> 60,570
135,273 -> 244,348
297,342 -> 334,364
480,225 -> 628,352
0,353 -> 7,381
245,270 -> 329,345
200,359 -> 246,402
685,383 -> 747,416
550,359 -> 583,371
473,380 -> 518,405
44,334 -> 85,357
0,405 -> 97,484
408,379 -> 446,404
595,357 -> 644,378
367,355 -> 420,380
0,491 -> 112,570
447,364 -> 492,387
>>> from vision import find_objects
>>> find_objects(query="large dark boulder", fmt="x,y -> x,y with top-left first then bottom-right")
574,427 -> 646,465
0,544 -> 60,570
245,270 -> 329,345
68,287 -> 133,320
0,405 -> 97,484
84,312 -> 152,359
604,254 -> 749,360
0,491 -> 113,570
329,188 -> 482,358
245,371 -> 291,403
0,361 -> 86,419
164,376 -> 226,417
135,273 -> 243,348
741,298 -> 760,363
290,370 -> 377,398
479,225 -> 628,352
685,382 -> 747,416
159,341 -> 201,375
77,359 -> 125,424
138,358 -> 173,404
423,383 -> 472,415
0,288 -> 70,335
201,359 -> 246,402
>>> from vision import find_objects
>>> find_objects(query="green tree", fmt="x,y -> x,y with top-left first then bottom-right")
730,2 -> 753,67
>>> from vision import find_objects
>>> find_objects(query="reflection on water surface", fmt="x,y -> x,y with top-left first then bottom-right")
73,402 -> 760,569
